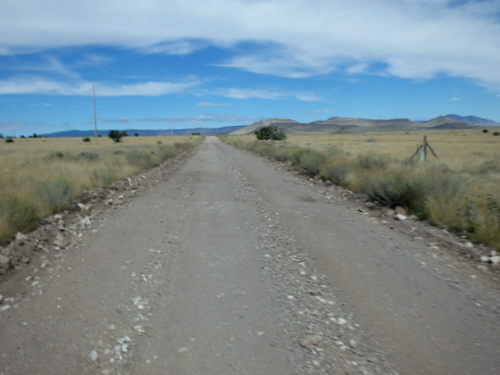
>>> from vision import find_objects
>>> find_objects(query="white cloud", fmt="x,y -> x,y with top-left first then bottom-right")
0,0 -> 499,88
450,97 -> 462,101
166,114 -> 254,124
103,117 -> 132,124
143,40 -> 209,55
217,46 -> 338,78
219,88 -> 285,100
0,120 -> 49,132
0,76 -> 201,96
197,102 -> 232,107
216,87 -> 320,101
76,54 -> 113,67
97,81 -> 200,96
138,114 -> 256,124
2,56 -> 80,79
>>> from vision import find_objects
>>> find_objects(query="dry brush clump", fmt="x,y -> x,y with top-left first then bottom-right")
34,178 -> 75,216
289,149 -> 328,176
0,136 -> 203,244
221,134 -> 500,250
319,159 -> 353,186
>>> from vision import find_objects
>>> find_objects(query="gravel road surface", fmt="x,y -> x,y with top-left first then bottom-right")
1,137 -> 499,374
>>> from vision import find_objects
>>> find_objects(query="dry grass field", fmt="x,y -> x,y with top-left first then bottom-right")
221,130 -> 500,250
231,130 -> 499,167
0,135 -> 203,244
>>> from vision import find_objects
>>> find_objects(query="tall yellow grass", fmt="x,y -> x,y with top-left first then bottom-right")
0,135 -> 203,244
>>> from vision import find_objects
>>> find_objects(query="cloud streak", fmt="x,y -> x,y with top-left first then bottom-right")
138,114 -> 256,124
214,87 -> 321,101
197,102 -> 233,107
0,76 -> 202,96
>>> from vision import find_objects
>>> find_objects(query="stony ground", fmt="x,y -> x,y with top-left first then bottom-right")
0,137 -> 499,375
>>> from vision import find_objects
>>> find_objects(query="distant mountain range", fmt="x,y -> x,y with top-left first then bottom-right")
231,114 -> 499,135
444,114 -> 498,125
41,125 -> 246,138
39,114 -> 497,137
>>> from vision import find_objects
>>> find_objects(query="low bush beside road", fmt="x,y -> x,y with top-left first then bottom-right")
219,133 -> 500,250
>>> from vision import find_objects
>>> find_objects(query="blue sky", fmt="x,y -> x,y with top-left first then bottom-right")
1,0 -> 500,136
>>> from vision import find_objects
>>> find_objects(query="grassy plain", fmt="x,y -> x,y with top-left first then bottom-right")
0,135 -> 203,244
222,130 -> 500,250
231,130 -> 498,167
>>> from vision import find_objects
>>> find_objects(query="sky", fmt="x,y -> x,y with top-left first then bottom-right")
1,0 -> 500,136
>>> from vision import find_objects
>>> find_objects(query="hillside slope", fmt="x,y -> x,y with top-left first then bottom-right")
232,116 -> 476,135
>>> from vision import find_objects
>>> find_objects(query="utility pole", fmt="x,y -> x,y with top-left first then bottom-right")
93,85 -> 98,141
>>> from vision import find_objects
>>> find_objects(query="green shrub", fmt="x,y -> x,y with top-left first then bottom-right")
325,145 -> 348,158
476,160 -> 500,175
356,153 -> 392,170
126,151 -> 154,169
290,149 -> 327,176
78,152 -> 100,161
34,179 -> 75,214
356,169 -> 420,209
82,137 -> 91,142
356,165 -> 462,217
90,168 -> 117,187
49,151 -> 65,159
429,196 -> 500,250
255,126 -> 286,141
480,196 -> 500,246
159,145 -> 177,161
5,138 -> 14,143
173,142 -> 191,152
411,166 -> 462,217
493,132 -> 499,136
108,130 -> 128,143
253,142 -> 277,159
0,197 -> 40,237
272,146 -> 294,162
320,159 -> 352,185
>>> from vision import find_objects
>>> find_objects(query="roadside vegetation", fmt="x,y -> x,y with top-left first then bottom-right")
0,135 -> 204,244
219,131 -> 500,250
254,126 -> 287,141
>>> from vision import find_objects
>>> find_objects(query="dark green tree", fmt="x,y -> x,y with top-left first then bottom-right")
255,126 -> 286,141
108,130 -> 128,143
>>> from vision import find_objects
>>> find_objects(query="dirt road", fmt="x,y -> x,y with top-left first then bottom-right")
1,137 -> 499,374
